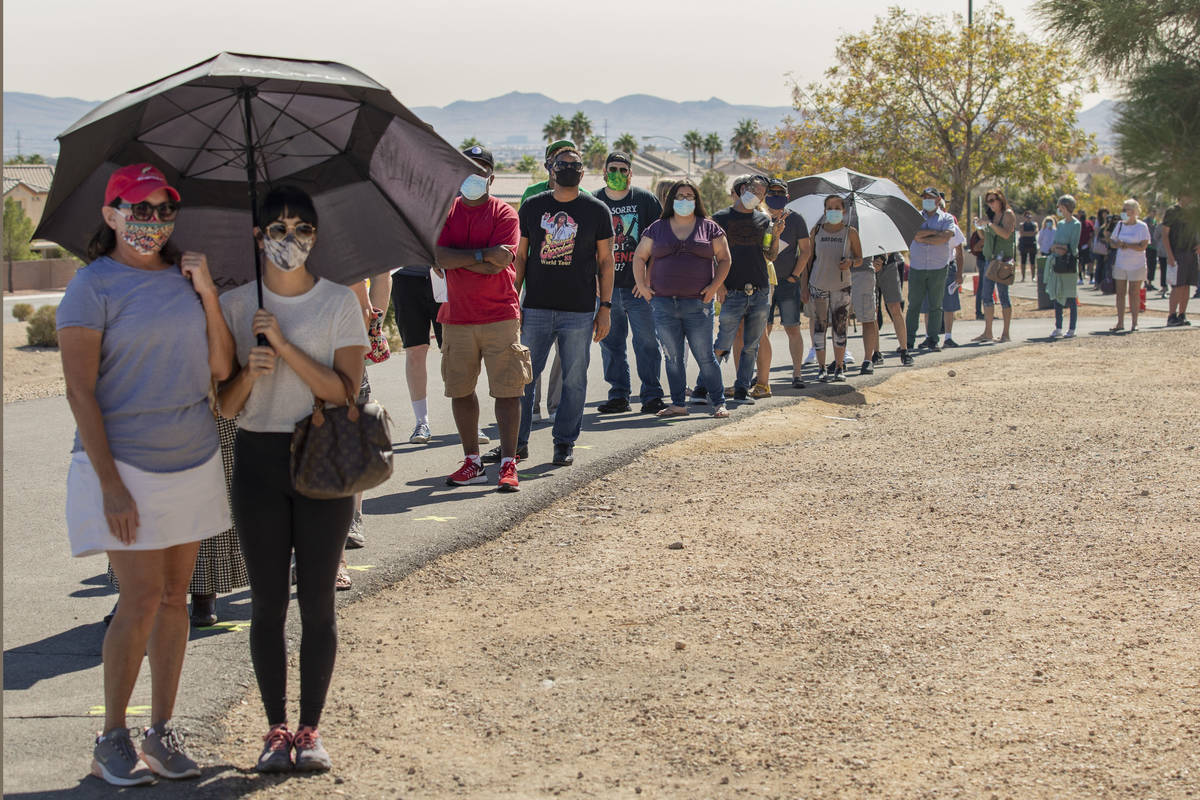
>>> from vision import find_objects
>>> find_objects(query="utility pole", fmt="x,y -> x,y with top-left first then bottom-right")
965,0 -> 973,225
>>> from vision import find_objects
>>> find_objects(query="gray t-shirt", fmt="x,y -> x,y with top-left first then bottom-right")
56,256 -> 218,472
220,279 -> 368,433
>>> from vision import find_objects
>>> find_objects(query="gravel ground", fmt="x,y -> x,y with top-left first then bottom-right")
3,322 -> 64,403
205,326 -> 1200,800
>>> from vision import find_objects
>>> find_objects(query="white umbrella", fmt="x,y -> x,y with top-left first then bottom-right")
785,168 -> 924,256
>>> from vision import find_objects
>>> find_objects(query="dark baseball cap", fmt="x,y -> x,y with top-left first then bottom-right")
606,151 -> 632,167
921,186 -> 940,197
767,178 -> 788,192
462,145 -> 494,169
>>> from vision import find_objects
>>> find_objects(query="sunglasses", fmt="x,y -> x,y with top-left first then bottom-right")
553,161 -> 584,172
117,200 -> 180,222
607,166 -> 630,175
265,221 -> 317,242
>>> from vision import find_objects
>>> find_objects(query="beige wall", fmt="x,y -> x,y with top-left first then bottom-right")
5,258 -> 79,291
5,186 -> 47,227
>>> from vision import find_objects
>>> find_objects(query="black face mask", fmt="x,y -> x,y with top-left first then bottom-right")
554,169 -> 582,187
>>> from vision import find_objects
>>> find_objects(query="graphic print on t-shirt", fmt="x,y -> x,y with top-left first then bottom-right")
539,211 -> 579,265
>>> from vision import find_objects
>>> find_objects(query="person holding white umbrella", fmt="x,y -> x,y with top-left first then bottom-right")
802,194 -> 863,382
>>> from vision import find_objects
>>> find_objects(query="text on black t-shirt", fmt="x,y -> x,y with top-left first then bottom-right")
518,192 -> 614,313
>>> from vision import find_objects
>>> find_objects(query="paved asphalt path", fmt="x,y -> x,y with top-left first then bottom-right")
1,304 -> 1180,797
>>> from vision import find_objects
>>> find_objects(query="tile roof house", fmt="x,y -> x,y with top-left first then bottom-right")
3,164 -> 55,227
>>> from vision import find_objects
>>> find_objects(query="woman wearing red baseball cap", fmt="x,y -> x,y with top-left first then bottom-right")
56,163 -> 235,785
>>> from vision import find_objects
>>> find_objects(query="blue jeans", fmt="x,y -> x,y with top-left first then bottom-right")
519,307 -> 594,447
979,267 -> 1012,308
713,289 -> 770,391
1054,299 -> 1078,330
651,296 -> 724,408
599,287 -> 662,404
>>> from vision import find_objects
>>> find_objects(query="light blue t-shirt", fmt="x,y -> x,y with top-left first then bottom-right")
56,256 -> 217,472
908,209 -> 958,270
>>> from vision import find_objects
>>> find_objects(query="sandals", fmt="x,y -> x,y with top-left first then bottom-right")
1109,324 -> 1125,332
656,406 -> 689,418
970,333 -> 991,343
335,562 -> 352,591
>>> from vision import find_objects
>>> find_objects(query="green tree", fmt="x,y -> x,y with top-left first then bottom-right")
542,114 -> 570,144
698,170 -> 731,214
765,4 -> 1091,222
4,197 -> 36,293
612,133 -> 638,155
516,154 -> 540,178
582,137 -> 609,170
729,119 -> 761,160
460,136 -> 483,150
703,132 -> 723,167
1036,0 -> 1200,199
569,112 -> 593,144
682,130 -> 704,166
4,154 -> 46,165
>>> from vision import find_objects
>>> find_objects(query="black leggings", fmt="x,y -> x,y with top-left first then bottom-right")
232,430 -> 353,728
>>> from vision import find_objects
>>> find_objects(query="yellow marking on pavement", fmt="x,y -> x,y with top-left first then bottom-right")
89,705 -> 150,716
414,515 -> 456,522
197,620 -> 251,633
346,565 -> 374,572
573,445 -> 594,449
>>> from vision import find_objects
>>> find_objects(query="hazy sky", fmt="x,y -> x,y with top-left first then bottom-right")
4,0 -> 1107,109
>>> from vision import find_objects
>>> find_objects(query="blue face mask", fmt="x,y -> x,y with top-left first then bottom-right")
922,198 -> 938,212
673,198 -> 696,216
1120,212 -> 1129,222
825,209 -> 844,225
460,174 -> 489,201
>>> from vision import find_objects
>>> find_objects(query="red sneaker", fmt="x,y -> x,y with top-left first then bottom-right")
446,458 -> 487,486
497,460 -> 520,492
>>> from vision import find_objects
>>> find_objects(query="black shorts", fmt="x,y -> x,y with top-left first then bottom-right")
391,273 -> 442,349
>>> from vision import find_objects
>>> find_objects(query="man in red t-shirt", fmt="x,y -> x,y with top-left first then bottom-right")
435,146 -> 529,492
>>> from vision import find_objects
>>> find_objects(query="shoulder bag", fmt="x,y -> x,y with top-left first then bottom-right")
985,257 -> 1015,286
290,370 -> 394,500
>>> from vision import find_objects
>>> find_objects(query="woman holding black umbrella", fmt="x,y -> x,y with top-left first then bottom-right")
218,185 -> 368,774
57,164 -> 234,786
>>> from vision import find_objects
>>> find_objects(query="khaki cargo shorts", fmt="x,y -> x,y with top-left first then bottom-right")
441,319 -> 532,399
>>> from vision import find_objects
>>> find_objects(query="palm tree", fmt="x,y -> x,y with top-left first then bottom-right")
729,118 -> 760,160
582,137 -> 608,170
703,132 -> 723,167
569,112 -> 593,144
613,132 -> 638,155
682,130 -> 703,167
542,114 -> 570,144
460,136 -> 482,150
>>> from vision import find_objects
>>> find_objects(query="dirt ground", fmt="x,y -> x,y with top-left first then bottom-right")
211,327 -> 1200,799
3,321 -> 64,403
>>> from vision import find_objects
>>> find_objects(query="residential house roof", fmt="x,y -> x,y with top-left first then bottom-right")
2,164 -> 55,195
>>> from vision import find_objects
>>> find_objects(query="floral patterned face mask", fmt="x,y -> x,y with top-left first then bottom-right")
121,219 -> 174,255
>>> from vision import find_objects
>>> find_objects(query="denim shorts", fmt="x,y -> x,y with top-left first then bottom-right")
770,280 -> 803,326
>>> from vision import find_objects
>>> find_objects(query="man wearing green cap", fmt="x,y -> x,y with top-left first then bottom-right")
521,139 -> 576,207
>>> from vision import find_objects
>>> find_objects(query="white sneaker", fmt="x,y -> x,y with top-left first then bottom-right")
843,351 -> 855,364
477,429 -> 490,445
1064,329 -> 1076,338
803,347 -> 817,365
409,421 -> 431,444
1050,328 -> 1062,339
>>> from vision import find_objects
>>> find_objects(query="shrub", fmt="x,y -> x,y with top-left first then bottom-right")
11,302 -> 34,321
26,305 -> 58,347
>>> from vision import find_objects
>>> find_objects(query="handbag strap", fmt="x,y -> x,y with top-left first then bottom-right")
309,369 -> 361,426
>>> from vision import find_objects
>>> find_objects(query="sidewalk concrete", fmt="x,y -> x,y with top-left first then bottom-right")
1,309 -> 1186,797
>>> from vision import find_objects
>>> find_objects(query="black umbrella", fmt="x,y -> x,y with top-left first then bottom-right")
35,52 -> 481,300
785,168 -> 923,256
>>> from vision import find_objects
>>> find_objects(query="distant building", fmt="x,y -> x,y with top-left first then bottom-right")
3,164 -> 54,227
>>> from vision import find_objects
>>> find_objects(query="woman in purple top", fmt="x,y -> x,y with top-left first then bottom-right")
632,179 -> 732,418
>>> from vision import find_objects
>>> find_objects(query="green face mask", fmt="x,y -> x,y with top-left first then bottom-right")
605,170 -> 630,191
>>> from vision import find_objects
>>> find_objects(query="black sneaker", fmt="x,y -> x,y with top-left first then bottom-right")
860,360 -> 874,375
871,351 -> 884,365
597,398 -> 631,414
1167,313 -> 1180,326
1180,315 -> 1192,326
832,364 -> 847,382
690,386 -> 708,404
817,366 -> 830,383
732,387 -> 756,405
791,375 -> 806,389
900,349 -> 914,366
552,442 -> 574,466
926,339 -> 942,352
943,337 -> 960,348
483,444 -> 528,463
640,397 -> 667,414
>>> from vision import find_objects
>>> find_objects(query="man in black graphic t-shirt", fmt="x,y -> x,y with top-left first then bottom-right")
514,148 -> 615,467
593,151 -> 664,415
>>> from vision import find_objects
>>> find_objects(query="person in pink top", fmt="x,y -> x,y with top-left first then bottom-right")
436,146 -> 530,492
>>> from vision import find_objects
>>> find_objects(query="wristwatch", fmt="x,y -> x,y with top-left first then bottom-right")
474,249 -> 483,263
599,300 -> 613,309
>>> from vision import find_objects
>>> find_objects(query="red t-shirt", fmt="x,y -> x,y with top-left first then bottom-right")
436,196 -> 521,325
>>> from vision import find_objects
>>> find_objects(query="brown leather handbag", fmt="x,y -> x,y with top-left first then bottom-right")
290,370 -> 394,499
985,257 -> 1016,286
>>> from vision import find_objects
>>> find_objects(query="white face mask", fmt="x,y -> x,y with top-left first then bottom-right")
825,209 -> 844,225
262,235 -> 311,272
740,190 -> 759,209
460,174 -> 489,201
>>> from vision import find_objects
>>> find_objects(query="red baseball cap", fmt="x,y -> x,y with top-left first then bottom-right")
104,163 -> 181,205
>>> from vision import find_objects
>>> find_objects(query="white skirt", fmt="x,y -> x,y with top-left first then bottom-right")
66,449 -> 232,558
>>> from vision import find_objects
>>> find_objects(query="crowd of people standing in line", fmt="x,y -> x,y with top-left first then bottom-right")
58,144 -> 1199,786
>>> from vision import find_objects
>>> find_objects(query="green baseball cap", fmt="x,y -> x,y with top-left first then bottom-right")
544,139 -> 576,160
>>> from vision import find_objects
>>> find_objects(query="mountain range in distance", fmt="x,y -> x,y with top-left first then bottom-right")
3,90 -> 1118,162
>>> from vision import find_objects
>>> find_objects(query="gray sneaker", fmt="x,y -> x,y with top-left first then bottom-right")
293,726 -> 332,772
256,725 -> 293,773
409,421 -> 431,444
92,728 -> 155,786
345,512 -> 365,549
141,723 -> 200,779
